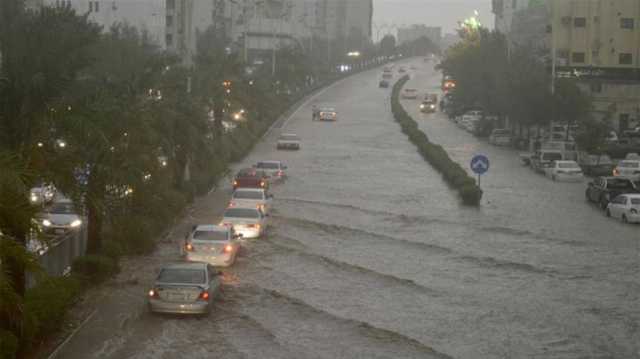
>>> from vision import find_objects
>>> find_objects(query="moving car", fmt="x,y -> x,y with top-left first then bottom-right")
577,153 -> 615,177
529,149 -> 563,173
255,160 -> 287,180
30,183 -> 56,206
606,194 -> 640,223
545,160 -> 584,182
233,168 -> 268,190
401,88 -> 419,99
220,207 -> 267,239
40,200 -> 83,235
183,225 -> 241,267
420,100 -> 436,113
585,176 -> 639,209
229,188 -> 273,214
277,133 -> 301,150
488,129 -> 512,146
613,160 -> 640,180
148,262 -> 221,315
379,79 -> 389,88
317,107 -> 337,121
382,72 -> 393,80
398,66 -> 407,73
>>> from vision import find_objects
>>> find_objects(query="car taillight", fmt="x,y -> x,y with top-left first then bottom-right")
233,180 -> 238,186
221,222 -> 232,227
229,201 -> 236,207
148,289 -> 159,298
199,291 -> 210,301
260,181 -> 265,187
277,170 -> 283,176
185,243 -> 194,251
224,245 -> 233,253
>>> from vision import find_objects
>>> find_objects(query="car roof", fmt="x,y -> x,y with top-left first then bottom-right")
233,188 -> 265,193
257,160 -> 281,164
280,133 -> 298,137
623,193 -> 640,198
194,225 -> 229,232
161,262 -> 207,271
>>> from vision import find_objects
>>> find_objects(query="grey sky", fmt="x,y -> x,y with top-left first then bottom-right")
372,0 -> 493,38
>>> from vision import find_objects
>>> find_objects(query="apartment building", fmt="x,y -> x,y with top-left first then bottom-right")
550,0 -> 640,131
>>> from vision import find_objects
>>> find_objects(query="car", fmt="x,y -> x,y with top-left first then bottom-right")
30,183 -> 56,206
545,160 -> 584,182
255,160 -> 287,180
613,160 -> 640,180
398,66 -> 407,73
409,65 -> 417,70
233,168 -> 269,190
147,262 -> 221,315
419,101 -> 436,113
606,194 -> 640,223
40,200 -> 83,235
220,207 -> 268,239
183,225 -> 242,267
379,79 -> 389,88
229,188 -> 273,214
382,72 -> 393,80
577,153 -> 615,177
401,88 -> 419,99
488,129 -> 512,146
585,176 -> 639,209
277,133 -> 301,150
626,153 -> 640,161
317,107 -> 337,121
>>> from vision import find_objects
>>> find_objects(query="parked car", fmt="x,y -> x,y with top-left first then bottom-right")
530,149 -> 564,173
40,200 -> 83,235
233,168 -> 269,190
183,225 -> 241,267
220,207 -> 268,239
613,160 -> 640,180
606,194 -> 640,223
148,262 -> 221,315
577,153 -> 615,177
544,160 -> 584,182
277,133 -> 301,150
626,153 -> 640,160
488,129 -> 512,146
585,176 -> 639,209
379,79 -> 389,88
317,107 -> 337,121
229,188 -> 273,214
30,182 -> 56,206
255,160 -> 287,180
401,88 -> 419,99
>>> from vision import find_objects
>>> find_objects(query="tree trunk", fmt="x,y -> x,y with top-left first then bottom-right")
86,201 -> 102,254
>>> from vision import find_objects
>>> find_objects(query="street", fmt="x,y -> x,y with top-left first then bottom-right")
51,61 -> 640,359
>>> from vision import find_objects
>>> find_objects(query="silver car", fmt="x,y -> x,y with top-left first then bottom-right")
277,133 -> 301,150
40,200 -> 83,235
183,225 -> 242,267
229,188 -> 273,214
255,160 -> 287,181
220,207 -> 268,239
148,262 -> 221,315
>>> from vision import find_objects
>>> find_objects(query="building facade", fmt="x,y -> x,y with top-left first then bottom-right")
165,0 -> 215,65
397,25 -> 442,48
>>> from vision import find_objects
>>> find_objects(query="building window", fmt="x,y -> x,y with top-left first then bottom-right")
574,17 -> 586,27
167,0 -> 175,10
512,0 -> 517,8
621,18 -> 634,29
572,52 -> 585,63
590,82 -> 602,93
165,34 -> 173,47
620,53 -> 633,65
166,15 -> 173,26
89,1 -> 93,11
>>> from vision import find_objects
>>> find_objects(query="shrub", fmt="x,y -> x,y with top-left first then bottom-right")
72,254 -> 119,283
0,330 -> 18,359
391,75 -> 483,206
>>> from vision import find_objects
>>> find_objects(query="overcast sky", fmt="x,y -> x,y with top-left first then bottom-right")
372,0 -> 493,39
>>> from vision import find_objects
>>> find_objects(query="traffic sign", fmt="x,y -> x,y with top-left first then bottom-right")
470,154 -> 490,175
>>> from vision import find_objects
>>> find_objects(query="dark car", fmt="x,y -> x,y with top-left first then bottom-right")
578,154 -> 615,177
379,80 -> 389,88
233,168 -> 268,190
420,100 -> 437,113
585,176 -> 639,209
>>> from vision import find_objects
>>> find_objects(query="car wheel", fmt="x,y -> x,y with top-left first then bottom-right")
622,215 -> 628,224
605,208 -> 611,217
585,189 -> 591,202
599,197 -> 608,210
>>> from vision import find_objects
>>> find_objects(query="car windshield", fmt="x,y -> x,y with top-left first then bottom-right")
49,203 -> 76,214
256,162 -> 279,169
279,135 -> 298,141
224,208 -> 260,218
157,268 -> 205,284
236,168 -> 255,177
620,161 -> 640,168
233,190 -> 263,200
193,230 -> 227,241
542,153 -> 562,161
607,179 -> 634,189
558,162 -> 579,169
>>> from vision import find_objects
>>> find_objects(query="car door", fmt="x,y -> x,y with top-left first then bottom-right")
610,196 -> 626,218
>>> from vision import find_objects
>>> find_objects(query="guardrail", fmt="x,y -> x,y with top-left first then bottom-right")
27,227 -> 88,288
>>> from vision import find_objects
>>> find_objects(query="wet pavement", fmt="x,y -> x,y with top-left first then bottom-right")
52,60 -> 640,359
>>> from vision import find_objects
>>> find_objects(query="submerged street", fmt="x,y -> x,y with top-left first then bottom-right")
53,61 -> 640,359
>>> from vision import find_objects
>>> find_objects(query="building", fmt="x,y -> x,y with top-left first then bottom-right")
549,0 -> 640,132
493,0 -> 548,49
397,25 -> 441,48
165,0 -> 215,65
492,0 -> 530,35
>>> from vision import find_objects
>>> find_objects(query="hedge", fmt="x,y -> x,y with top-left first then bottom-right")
391,75 -> 483,206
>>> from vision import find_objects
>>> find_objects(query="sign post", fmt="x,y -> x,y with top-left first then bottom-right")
470,154 -> 490,187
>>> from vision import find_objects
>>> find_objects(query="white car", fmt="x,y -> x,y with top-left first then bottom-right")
277,133 -> 301,150
626,153 -> 640,161
606,194 -> 640,224
30,183 -> 56,206
40,200 -> 83,235
220,207 -> 268,239
229,188 -> 273,214
317,107 -> 337,121
613,160 -> 640,180
183,225 -> 241,267
545,160 -> 584,182
255,160 -> 287,181
489,129 -> 512,146
401,88 -> 419,99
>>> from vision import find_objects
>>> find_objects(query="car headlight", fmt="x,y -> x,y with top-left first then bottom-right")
420,104 -> 425,109
70,219 -> 82,228
42,219 -> 52,227
30,194 -> 38,202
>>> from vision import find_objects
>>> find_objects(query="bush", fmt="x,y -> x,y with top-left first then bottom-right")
391,75 -> 483,206
0,330 -> 18,359
72,254 -> 119,283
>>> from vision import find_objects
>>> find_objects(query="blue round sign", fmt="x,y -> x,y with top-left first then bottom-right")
470,154 -> 490,175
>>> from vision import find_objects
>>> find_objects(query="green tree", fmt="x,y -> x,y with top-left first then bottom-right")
380,34 -> 396,57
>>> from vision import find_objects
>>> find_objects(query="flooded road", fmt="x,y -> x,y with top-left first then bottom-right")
54,61 -> 640,359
